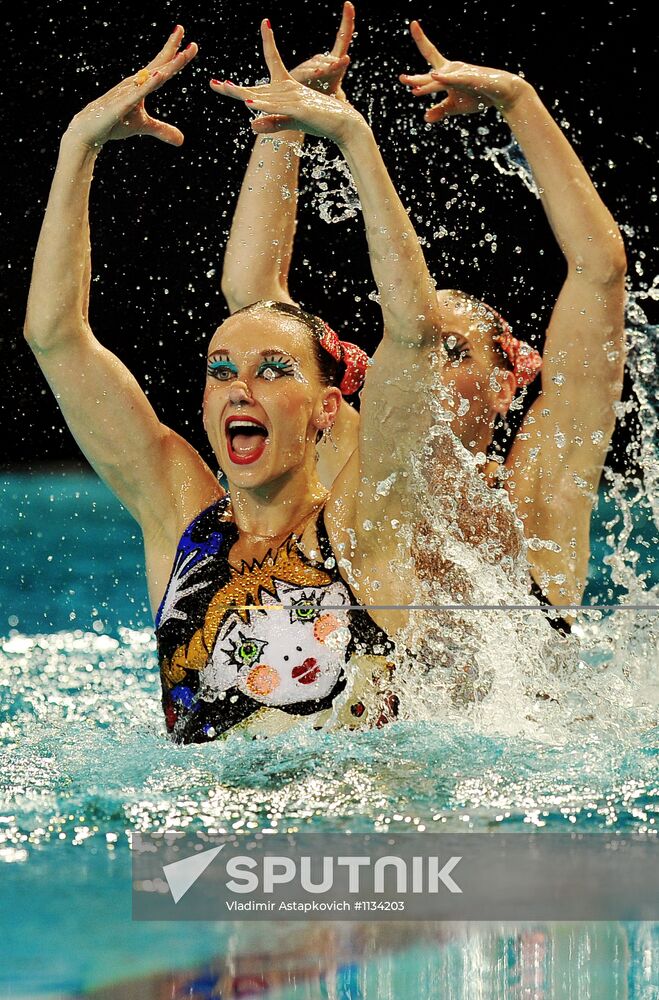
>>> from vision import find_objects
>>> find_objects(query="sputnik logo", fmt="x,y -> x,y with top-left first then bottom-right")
163,843 -> 226,903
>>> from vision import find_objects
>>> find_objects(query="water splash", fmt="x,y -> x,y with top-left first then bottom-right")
484,139 -> 540,196
0,627 -> 657,859
258,135 -> 361,224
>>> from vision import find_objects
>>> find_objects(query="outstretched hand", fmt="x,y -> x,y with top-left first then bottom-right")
290,1 -> 355,101
66,26 -> 198,149
400,20 -> 526,123
211,19 -> 364,144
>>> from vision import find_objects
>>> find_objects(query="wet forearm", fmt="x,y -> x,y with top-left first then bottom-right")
337,122 -> 440,344
502,85 -> 626,278
24,132 -> 99,349
221,131 -> 304,312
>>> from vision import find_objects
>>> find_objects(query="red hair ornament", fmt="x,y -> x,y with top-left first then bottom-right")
490,313 -> 542,391
319,321 -> 369,396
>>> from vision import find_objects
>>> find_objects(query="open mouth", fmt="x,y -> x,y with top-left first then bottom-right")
225,417 -> 269,465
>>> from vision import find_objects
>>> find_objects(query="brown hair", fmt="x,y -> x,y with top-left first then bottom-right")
444,289 -> 514,373
232,300 -> 347,390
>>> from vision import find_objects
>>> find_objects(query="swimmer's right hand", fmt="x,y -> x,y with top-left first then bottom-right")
212,21 -> 365,145
399,21 -> 528,122
289,1 -> 354,101
64,26 -> 198,150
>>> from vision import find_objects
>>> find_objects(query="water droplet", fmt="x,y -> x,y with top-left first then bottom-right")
375,472 -> 397,497
527,536 -> 562,553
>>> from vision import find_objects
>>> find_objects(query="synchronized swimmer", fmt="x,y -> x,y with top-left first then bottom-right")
220,4 -> 625,615
24,7 -> 625,742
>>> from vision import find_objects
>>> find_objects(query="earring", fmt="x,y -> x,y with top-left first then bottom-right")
321,424 -> 339,452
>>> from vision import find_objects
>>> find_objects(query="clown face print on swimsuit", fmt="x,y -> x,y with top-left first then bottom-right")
200,578 -> 351,707
156,497 -> 395,743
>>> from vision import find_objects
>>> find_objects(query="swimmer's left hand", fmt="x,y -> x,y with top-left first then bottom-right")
65,26 -> 198,149
399,21 -> 528,123
210,20 -> 365,145
289,1 -> 355,100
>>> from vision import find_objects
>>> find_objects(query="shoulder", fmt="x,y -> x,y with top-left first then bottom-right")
140,428 -> 224,546
141,437 -> 226,621
316,401 -> 360,489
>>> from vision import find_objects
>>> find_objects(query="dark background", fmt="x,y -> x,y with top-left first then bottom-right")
3,0 -> 656,474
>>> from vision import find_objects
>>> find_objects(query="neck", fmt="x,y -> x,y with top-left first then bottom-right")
227,468 -> 328,539
457,423 -> 501,486
482,459 -> 504,488
460,424 -> 496,461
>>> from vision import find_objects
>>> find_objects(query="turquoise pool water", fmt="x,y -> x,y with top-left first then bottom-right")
1,470 -> 657,997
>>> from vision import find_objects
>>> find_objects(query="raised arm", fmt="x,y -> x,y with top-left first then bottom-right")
216,26 -> 440,344
24,30 -> 218,535
215,22 -> 487,584
499,83 -> 626,599
217,2 -> 355,313
401,24 -> 627,602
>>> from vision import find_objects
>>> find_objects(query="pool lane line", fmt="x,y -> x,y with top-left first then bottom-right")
222,603 -> 659,612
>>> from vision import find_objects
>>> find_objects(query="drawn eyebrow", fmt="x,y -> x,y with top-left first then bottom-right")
207,347 -> 300,362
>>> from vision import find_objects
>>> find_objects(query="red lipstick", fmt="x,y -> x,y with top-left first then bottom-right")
225,415 -> 269,465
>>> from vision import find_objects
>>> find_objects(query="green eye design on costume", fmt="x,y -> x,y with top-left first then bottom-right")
290,593 -> 320,623
224,632 -> 268,668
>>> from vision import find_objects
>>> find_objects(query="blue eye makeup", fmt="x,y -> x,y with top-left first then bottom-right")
207,358 -> 239,380
256,356 -> 296,378
206,352 -> 297,382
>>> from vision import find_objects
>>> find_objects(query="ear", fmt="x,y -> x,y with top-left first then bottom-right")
314,387 -> 342,430
491,369 -> 515,417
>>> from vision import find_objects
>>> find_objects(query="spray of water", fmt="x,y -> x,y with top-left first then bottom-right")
293,129 -> 659,743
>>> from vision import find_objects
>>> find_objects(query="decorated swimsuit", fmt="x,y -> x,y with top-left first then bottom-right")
156,496 -> 397,743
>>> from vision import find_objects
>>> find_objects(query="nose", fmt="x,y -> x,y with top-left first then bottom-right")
228,380 -> 253,406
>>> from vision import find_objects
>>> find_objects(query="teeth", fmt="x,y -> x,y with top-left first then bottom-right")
228,420 -> 266,431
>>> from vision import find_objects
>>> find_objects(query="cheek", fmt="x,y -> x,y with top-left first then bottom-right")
202,384 -> 214,417
453,371 -> 483,401
202,383 -> 225,429
270,385 -> 315,423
